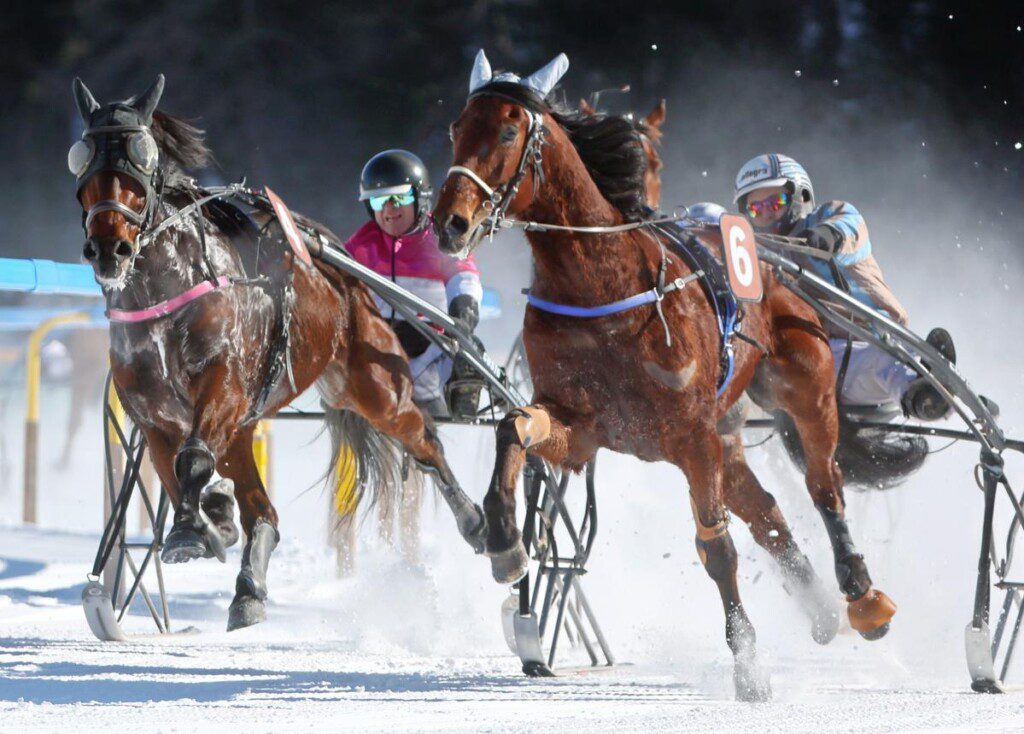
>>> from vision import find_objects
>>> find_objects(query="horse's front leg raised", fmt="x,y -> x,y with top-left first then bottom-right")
161,362 -> 245,564
672,422 -> 771,702
486,404 -> 574,584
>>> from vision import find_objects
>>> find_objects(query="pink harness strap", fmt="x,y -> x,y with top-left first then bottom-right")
107,276 -> 233,323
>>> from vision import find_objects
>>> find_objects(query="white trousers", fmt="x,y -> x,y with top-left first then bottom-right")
829,339 -> 918,406
408,344 -> 453,403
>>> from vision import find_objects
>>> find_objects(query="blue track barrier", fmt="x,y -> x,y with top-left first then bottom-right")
0,258 -> 101,297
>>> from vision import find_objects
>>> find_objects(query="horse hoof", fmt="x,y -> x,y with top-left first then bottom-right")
810,606 -> 841,645
734,666 -> 772,703
847,587 -> 896,641
487,542 -> 529,584
227,595 -> 266,631
161,526 -> 210,564
460,511 -> 488,555
859,621 -> 890,641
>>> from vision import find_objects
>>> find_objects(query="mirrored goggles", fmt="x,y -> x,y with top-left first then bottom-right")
368,190 -> 416,211
744,190 -> 791,219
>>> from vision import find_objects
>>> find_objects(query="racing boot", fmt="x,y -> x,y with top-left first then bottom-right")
447,336 -> 485,420
901,328 -> 956,421
201,478 -> 240,550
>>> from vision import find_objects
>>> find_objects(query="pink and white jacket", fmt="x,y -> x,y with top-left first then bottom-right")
343,219 -> 482,321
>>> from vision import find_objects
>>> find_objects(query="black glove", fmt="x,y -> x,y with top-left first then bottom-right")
803,225 -> 843,253
393,320 -> 431,358
448,294 -> 480,334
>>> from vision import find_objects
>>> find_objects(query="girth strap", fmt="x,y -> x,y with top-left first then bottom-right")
523,272 -> 702,319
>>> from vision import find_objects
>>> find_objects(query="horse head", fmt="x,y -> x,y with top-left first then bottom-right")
71,76 -> 165,288
435,50 -> 650,255
434,51 -> 569,255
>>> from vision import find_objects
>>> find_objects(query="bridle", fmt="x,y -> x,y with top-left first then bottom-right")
445,104 -> 547,253
443,93 -> 687,252
75,121 -> 163,251
74,116 -> 232,284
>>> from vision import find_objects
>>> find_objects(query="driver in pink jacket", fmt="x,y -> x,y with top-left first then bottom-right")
344,149 -> 483,417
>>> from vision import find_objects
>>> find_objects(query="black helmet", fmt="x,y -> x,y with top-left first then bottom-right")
359,149 -> 432,220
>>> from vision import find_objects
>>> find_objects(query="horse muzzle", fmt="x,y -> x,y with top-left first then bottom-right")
84,236 -> 136,287
437,212 -> 472,255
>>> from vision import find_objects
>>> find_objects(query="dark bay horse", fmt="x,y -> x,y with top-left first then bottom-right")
71,76 -> 486,630
434,53 -> 895,700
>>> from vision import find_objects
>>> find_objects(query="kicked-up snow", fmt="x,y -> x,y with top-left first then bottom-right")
2,409 -> 1024,731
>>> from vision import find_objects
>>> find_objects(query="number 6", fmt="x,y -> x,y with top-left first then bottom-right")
729,225 -> 753,287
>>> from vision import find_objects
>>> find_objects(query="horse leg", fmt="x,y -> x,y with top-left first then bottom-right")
721,430 -> 840,644
672,422 -> 770,702
486,404 -> 575,583
768,327 -> 896,640
325,345 -> 486,553
162,363 -> 245,563
218,426 -> 279,631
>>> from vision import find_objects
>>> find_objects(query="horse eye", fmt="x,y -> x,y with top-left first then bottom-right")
500,125 -> 518,144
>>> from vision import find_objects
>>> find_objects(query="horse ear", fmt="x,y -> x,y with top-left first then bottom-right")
73,78 -> 100,122
133,74 -> 165,123
645,99 -> 667,130
579,98 -> 595,115
469,49 -> 492,93
522,53 -> 569,97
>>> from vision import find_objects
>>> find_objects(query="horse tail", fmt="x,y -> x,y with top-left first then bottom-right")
775,411 -> 928,491
322,407 -> 403,525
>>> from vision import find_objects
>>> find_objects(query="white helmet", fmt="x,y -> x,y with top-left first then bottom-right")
733,153 -> 814,206
687,202 -> 727,225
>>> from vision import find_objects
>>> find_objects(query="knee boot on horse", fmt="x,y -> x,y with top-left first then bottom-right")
162,437 -> 239,564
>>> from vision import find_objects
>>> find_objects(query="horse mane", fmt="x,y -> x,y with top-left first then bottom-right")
151,110 -> 214,174
549,102 -> 649,222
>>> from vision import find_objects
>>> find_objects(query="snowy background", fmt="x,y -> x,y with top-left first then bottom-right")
3,1 -> 1024,731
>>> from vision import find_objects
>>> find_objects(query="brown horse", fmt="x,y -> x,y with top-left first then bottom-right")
580,96 -> 665,209
71,76 -> 486,630
434,53 -> 895,700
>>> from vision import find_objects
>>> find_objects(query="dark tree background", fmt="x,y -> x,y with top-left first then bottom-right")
1,0 -> 1021,266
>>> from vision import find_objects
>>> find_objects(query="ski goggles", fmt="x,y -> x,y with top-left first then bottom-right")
368,189 -> 416,211
744,190 -> 790,219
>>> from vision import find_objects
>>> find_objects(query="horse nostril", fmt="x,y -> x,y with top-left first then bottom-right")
446,214 -> 469,237
83,241 -> 98,261
114,240 -> 134,260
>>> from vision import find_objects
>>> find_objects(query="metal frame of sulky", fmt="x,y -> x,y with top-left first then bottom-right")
752,241 -> 1024,693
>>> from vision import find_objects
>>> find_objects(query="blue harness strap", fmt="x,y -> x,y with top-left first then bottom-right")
524,218 -> 741,397
525,286 -> 659,318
